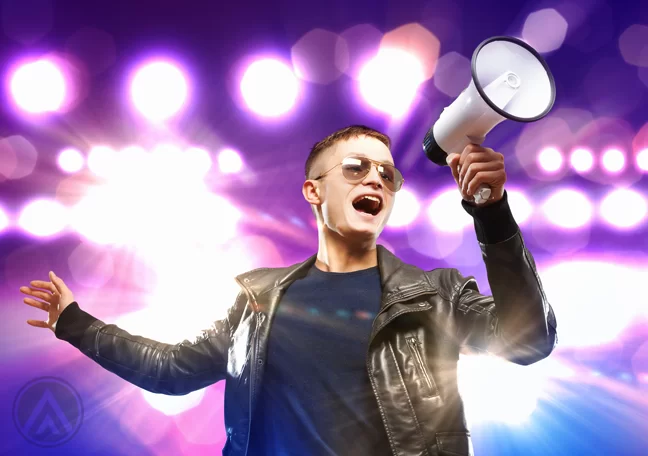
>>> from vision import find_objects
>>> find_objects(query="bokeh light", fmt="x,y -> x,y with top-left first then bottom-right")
0,207 -> 9,232
601,148 -> 625,173
387,188 -> 420,228
57,148 -> 85,173
542,261 -> 646,347
636,148 -> 648,171
426,189 -> 473,233
618,24 -> 648,67
0,135 -> 38,180
522,8 -> 569,53
599,188 -> 647,229
291,29 -> 347,84
87,145 -> 117,178
130,60 -> 189,122
433,51 -> 471,97
17,199 -> 68,237
358,47 -> 425,118
506,190 -> 533,225
542,189 -> 593,229
570,147 -> 594,173
538,147 -> 563,173
240,58 -> 299,118
9,59 -> 66,113
218,148 -> 243,174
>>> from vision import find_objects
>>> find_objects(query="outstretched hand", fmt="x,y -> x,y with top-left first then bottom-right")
446,144 -> 506,205
20,271 -> 75,332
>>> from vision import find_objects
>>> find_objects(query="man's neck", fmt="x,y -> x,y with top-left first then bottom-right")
315,230 -> 378,273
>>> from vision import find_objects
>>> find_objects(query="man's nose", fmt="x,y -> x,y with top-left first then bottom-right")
362,164 -> 383,189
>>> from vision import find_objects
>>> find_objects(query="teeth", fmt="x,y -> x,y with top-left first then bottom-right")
363,196 -> 380,203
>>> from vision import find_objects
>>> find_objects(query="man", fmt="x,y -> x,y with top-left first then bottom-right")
21,125 -> 557,456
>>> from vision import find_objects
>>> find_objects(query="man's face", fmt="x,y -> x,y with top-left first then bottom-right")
307,135 -> 396,241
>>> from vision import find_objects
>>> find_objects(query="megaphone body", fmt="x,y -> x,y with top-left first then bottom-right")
424,36 -> 556,204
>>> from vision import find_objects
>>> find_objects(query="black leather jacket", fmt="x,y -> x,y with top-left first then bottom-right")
55,195 -> 558,456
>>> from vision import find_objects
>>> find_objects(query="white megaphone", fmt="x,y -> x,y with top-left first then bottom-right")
423,36 -> 556,204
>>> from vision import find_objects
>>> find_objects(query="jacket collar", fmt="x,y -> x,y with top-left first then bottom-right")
236,245 -> 437,309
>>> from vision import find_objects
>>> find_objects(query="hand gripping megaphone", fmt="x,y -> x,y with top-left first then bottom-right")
423,36 -> 556,204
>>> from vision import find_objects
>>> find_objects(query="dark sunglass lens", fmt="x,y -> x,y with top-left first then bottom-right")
341,157 -> 371,180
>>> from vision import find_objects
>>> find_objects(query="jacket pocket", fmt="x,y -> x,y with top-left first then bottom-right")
406,336 -> 439,398
435,431 -> 473,456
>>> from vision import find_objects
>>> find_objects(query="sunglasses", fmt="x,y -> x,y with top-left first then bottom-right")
313,156 -> 404,192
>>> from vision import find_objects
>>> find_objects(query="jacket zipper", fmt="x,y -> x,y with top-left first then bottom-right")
366,292 -> 435,456
406,336 -> 438,397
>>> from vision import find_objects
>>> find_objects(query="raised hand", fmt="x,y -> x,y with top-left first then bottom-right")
446,144 -> 506,205
20,271 -> 75,332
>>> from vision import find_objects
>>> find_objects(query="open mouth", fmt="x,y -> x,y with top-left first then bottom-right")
352,195 -> 383,216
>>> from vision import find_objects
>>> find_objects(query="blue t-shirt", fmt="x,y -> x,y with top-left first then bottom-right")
247,264 -> 392,456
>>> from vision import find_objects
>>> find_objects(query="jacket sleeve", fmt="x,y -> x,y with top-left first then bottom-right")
452,192 -> 558,365
54,293 -> 245,395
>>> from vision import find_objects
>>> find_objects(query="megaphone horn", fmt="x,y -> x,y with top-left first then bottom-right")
423,36 -> 556,204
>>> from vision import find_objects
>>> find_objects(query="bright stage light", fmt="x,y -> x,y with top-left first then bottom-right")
10,59 -> 66,113
522,8 -> 568,53
458,354 -> 541,424
538,147 -> 563,173
570,148 -> 594,173
506,190 -> 533,225
601,148 -> 625,173
87,146 -> 117,178
18,199 -> 68,237
240,58 -> 299,117
599,188 -> 647,228
542,189 -> 593,229
636,148 -> 648,171
541,261 -> 645,347
427,189 -> 473,233
185,147 -> 213,178
131,61 -> 189,122
358,47 -> 425,118
218,148 -> 243,174
387,188 -> 420,228
0,207 -> 9,232
58,148 -> 85,173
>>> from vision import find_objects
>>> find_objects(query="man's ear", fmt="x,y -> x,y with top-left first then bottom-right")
302,179 -> 321,206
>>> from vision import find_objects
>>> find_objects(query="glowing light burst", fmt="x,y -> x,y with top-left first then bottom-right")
599,188 -> 647,228
70,145 -> 241,250
570,148 -> 594,173
0,207 -> 9,232
601,148 -> 625,173
636,148 -> 648,171
541,261 -> 645,347
358,47 -> 425,118
58,148 -> 85,173
427,189 -> 473,232
218,148 -> 243,174
10,59 -> 66,113
538,147 -> 563,173
542,189 -> 593,229
240,59 -> 299,117
458,354 -> 543,424
506,190 -> 533,225
131,61 -> 189,122
387,188 -> 420,228
18,199 -> 68,237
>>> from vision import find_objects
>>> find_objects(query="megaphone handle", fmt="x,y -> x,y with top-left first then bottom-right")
461,136 -> 492,205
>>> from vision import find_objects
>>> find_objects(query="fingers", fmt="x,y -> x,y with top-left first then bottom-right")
20,287 -> 54,302
23,297 -> 51,312
27,280 -> 56,293
49,271 -> 67,294
466,170 -> 502,196
461,161 -> 503,195
27,319 -> 50,329
446,154 -> 461,183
